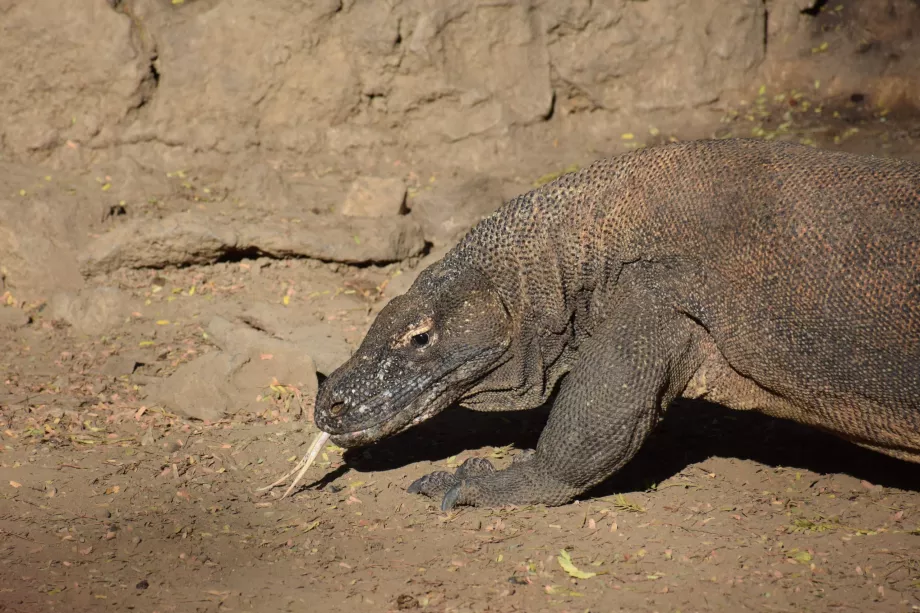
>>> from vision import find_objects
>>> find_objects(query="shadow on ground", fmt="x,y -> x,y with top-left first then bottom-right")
342,399 -> 919,495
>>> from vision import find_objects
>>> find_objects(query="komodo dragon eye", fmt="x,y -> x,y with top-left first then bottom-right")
396,317 -> 435,350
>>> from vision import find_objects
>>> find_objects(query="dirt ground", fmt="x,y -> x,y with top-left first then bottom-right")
3,1 -> 920,610
2,116 -> 920,613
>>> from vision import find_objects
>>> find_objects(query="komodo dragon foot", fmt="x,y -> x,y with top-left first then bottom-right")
408,451 -> 539,510
408,455 -> 579,510
407,457 -> 495,509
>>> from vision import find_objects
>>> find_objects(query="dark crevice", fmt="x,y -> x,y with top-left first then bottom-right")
543,90 -> 556,121
149,57 -> 160,88
131,56 -> 160,113
109,0 -> 161,113
800,0 -> 829,16
211,247 -> 416,270
213,247 -> 279,265
417,240 -> 434,260
236,316 -> 274,337
856,39 -> 876,54
393,16 -> 403,47
762,0 -> 769,52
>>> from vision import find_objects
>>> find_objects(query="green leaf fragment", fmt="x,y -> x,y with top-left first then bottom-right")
557,549 -> 596,579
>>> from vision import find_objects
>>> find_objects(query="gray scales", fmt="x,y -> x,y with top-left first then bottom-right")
273,138 -> 920,510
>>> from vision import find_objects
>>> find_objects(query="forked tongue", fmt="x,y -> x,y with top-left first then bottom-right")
257,430 -> 331,499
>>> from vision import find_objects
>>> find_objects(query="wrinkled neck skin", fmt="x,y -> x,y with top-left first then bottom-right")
444,165 -> 642,414
454,293 -> 569,415
439,229 -> 592,415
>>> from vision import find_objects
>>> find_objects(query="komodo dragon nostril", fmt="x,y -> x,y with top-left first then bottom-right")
329,401 -> 346,416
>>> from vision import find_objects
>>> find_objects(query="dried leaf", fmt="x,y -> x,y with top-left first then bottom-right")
612,493 -> 646,513
557,549 -> 596,579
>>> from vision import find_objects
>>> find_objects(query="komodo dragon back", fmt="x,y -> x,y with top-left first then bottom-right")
271,139 -> 919,509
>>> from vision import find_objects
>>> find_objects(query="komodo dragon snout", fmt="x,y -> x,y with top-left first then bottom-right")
314,266 -> 512,447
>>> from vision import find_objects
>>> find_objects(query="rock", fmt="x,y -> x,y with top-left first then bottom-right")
146,353 -> 241,422
340,177 -> 407,217
287,326 -> 354,376
237,303 -> 296,339
408,176 -> 505,247
4,0 -> 919,220
79,211 -> 426,275
136,0 -> 359,156
146,317 -> 318,421
760,0 -> 920,110
78,214 -> 239,276
0,307 -> 30,329
400,1 -> 554,139
0,163 -> 99,298
205,316 -> 288,357
98,352 -> 146,378
0,0 -> 150,159
245,214 -> 424,264
237,305 -> 354,375
49,287 -> 130,337
544,0 -> 765,112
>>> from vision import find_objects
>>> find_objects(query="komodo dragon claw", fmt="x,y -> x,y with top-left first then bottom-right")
407,457 -> 496,510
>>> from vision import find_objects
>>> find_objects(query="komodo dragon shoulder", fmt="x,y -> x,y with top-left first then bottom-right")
309,138 -> 920,510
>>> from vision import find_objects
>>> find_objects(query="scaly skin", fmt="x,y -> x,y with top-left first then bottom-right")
315,139 -> 920,510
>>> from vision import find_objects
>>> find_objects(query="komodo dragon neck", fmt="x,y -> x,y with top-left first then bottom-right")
440,156 -> 690,414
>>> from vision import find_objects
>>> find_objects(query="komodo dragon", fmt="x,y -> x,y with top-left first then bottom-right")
272,138 -> 920,510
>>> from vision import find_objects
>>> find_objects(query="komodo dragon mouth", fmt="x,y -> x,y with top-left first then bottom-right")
254,404 -> 440,501
257,355 -> 497,500
322,393 -> 442,447
318,368 -> 463,447
320,335 -> 513,435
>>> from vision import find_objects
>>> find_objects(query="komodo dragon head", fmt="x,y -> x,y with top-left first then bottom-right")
314,264 -> 512,447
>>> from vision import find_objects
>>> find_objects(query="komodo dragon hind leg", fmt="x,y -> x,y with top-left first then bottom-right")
409,286 -> 706,510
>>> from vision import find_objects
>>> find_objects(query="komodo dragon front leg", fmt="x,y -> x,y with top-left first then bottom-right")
409,289 -> 704,510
